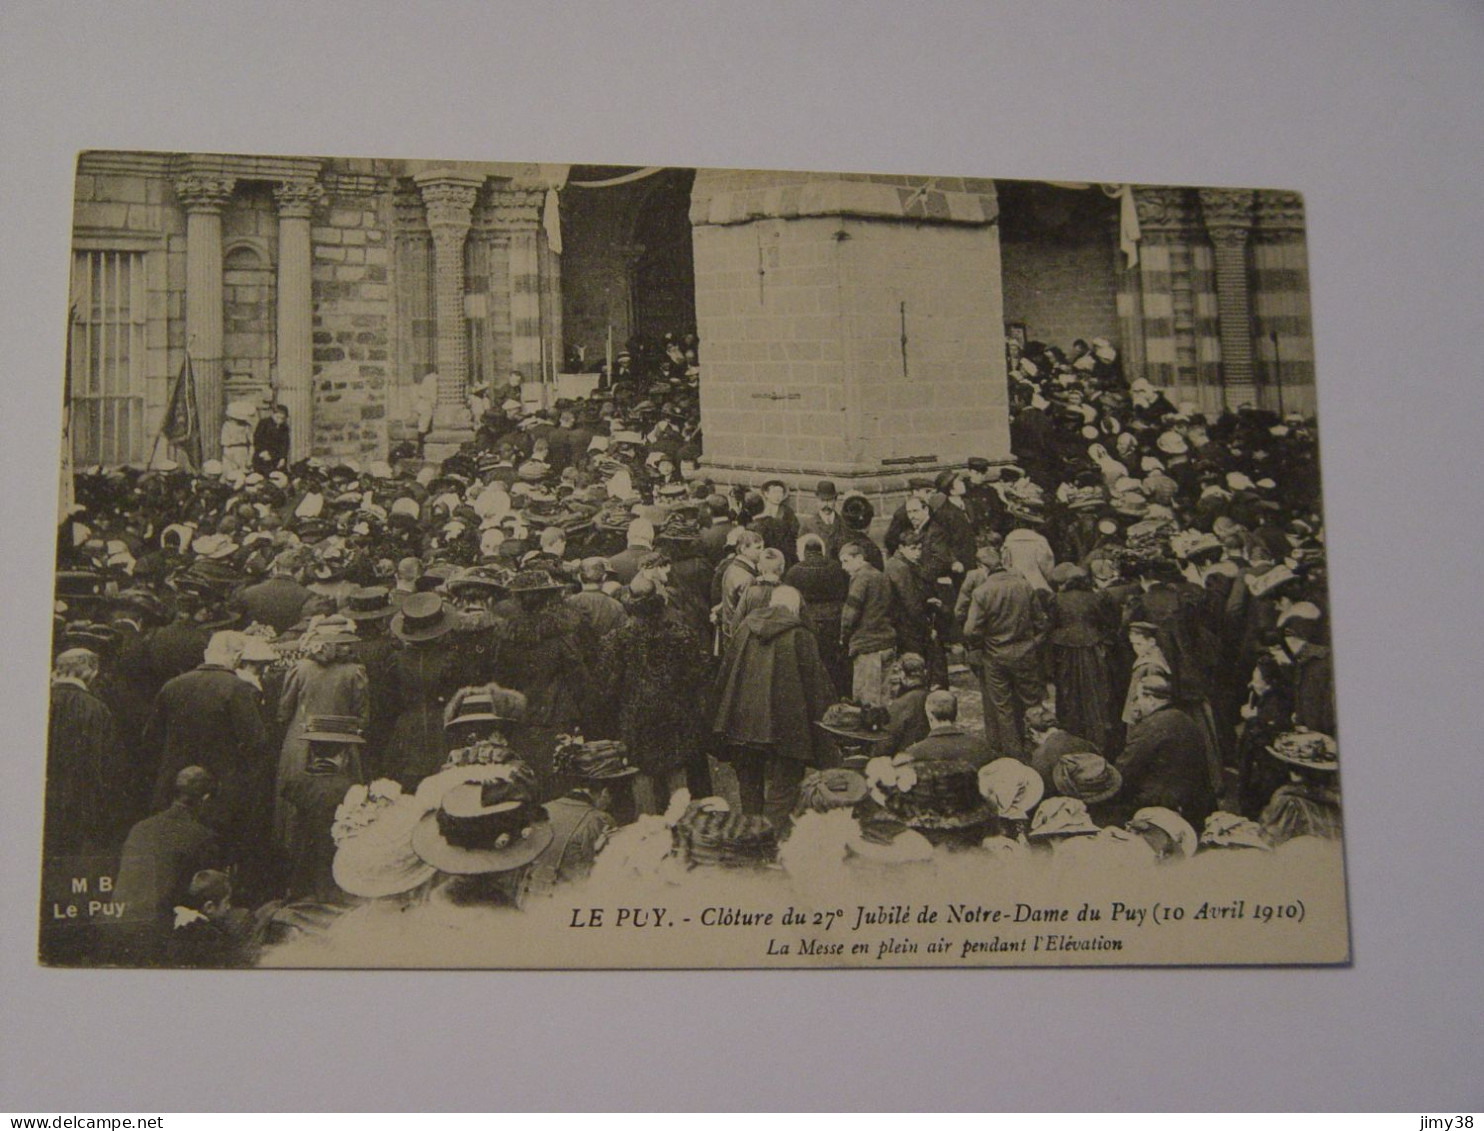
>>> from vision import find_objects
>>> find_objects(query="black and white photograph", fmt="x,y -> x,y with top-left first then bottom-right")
40,152 -> 1348,969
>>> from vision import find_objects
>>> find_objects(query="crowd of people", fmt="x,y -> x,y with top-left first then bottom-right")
44,328 -> 1341,966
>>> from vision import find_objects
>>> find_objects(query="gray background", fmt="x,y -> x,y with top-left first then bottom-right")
2,0 -> 1481,1111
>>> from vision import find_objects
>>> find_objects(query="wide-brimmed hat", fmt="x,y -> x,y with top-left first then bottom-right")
675,808 -> 779,870
412,769 -> 553,875
845,811 -> 935,865
343,586 -> 395,621
110,587 -> 170,623
977,758 -> 1045,821
445,566 -> 511,595
62,621 -> 118,653
1051,751 -> 1123,804
225,399 -> 257,422
504,568 -> 570,594
553,736 -> 640,781
331,780 -> 438,897
390,592 -> 457,643
885,759 -> 995,834
1127,807 -> 1199,859
816,701 -> 891,744
1028,796 -> 1102,839
795,768 -> 869,814
1266,729 -> 1339,772
456,686 -> 527,729
1200,811 -> 1272,851
302,714 -> 366,744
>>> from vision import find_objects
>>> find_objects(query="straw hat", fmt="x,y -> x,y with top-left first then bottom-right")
390,592 -> 457,643
331,781 -> 437,897
977,757 -> 1045,821
411,767 -> 553,875
1027,796 -> 1101,839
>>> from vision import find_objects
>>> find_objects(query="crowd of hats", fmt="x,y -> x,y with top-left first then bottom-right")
53,343 -> 715,641
1005,334 -> 1328,593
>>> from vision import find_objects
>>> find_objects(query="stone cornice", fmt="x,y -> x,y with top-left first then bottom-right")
691,178 -> 997,228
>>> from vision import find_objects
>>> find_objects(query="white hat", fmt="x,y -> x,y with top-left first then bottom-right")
225,400 -> 257,422
1278,601 -> 1323,625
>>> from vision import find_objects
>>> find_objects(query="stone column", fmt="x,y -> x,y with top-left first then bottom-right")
1129,186 -> 1190,391
689,171 -> 1010,504
273,179 -> 323,461
1200,188 -> 1258,408
490,188 -> 546,389
174,174 -> 234,459
414,170 -> 483,446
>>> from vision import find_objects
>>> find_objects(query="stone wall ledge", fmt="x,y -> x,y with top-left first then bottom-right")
692,179 -> 995,228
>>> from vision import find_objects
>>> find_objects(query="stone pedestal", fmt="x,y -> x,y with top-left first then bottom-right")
273,179 -> 322,461
690,170 -> 1011,507
175,174 -> 234,459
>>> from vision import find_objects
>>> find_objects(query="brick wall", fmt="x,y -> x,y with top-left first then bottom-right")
310,194 -> 392,459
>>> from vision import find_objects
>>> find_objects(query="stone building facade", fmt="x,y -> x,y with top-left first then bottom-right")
67,152 -> 1316,490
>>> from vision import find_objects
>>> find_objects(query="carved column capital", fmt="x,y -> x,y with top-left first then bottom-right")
272,179 -> 325,220
1200,187 -> 1256,246
173,175 -> 236,213
414,173 -> 482,237
485,187 -> 544,230
1254,190 -> 1307,239
1132,185 -> 1195,234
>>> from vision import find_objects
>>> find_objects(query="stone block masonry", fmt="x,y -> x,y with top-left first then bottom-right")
692,168 -> 1011,506
311,196 -> 391,459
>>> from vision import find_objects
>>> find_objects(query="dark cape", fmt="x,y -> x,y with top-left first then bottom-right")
712,604 -> 838,766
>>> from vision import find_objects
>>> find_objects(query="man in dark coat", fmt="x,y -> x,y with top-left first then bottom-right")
868,652 -> 932,758
144,631 -> 271,846
713,585 -> 838,829
885,531 -> 946,689
44,647 -> 120,856
253,404 -> 291,470
900,690 -> 993,768
109,766 -> 222,964
961,544 -> 1045,759
1111,676 -> 1218,827
233,552 -> 313,633
698,495 -> 737,567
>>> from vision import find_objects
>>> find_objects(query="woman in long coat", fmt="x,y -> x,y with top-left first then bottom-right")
712,586 -> 838,830
383,594 -> 467,790
489,570 -> 595,791
274,624 -> 367,847
783,533 -> 850,695
1046,563 -> 1119,752
596,581 -> 712,814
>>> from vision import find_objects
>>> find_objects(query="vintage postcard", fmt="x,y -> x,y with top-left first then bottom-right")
41,151 -> 1346,968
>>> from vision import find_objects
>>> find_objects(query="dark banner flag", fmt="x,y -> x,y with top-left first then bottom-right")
158,352 -> 203,470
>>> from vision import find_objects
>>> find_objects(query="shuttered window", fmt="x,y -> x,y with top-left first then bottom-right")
70,250 -> 146,465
